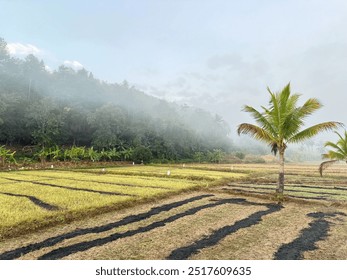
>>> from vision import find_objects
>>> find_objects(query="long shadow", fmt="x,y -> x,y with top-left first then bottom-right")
2,177 -> 135,197
0,194 -> 213,260
274,211 -> 347,260
38,198 -> 274,260
167,204 -> 282,259
0,192 -> 59,211
16,173 -> 170,190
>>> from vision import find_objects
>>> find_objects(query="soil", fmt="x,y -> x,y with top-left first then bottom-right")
222,187 -> 332,201
274,211 -> 347,260
227,183 -> 347,195
1,191 -> 346,260
0,194 -> 212,260
37,197 -> 251,259
167,203 -> 282,259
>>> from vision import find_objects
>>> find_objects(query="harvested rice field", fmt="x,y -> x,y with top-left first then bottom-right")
0,163 -> 346,260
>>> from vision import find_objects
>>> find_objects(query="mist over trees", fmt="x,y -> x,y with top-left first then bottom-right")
0,38 -> 232,162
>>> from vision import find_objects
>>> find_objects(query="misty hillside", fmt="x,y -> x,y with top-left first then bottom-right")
0,38 -> 232,161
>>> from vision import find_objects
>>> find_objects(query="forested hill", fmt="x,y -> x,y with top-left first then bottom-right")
0,38 -> 232,161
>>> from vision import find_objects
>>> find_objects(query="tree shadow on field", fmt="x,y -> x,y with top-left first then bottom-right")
0,192 -> 59,211
274,211 -> 347,260
0,194 -> 212,260
37,197 -> 258,259
167,203 -> 283,259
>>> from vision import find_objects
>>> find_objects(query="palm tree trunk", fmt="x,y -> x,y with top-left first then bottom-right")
277,149 -> 285,194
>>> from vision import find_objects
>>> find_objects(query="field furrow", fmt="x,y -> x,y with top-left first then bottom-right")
2,177 -> 137,197
0,163 -> 346,260
0,191 -> 59,211
0,194 -> 213,260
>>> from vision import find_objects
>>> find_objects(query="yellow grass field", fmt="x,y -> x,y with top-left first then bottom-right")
0,163 -> 346,260
0,165 -> 246,240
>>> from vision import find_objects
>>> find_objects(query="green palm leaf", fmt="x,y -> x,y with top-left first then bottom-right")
288,122 -> 342,143
237,123 -> 275,145
319,130 -> 347,176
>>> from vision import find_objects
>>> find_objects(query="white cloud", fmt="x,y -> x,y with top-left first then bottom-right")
7,43 -> 42,56
63,60 -> 84,70
44,65 -> 53,73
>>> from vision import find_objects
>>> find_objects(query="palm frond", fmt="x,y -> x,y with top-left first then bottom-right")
242,105 -> 277,136
237,123 -> 275,144
322,150 -> 346,160
334,131 -> 347,154
278,83 -> 291,115
288,122 -> 343,143
267,89 -> 281,130
324,141 -> 347,156
296,98 -> 322,119
319,160 -> 339,176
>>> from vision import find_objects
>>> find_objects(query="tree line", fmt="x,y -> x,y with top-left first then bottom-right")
0,38 -> 232,163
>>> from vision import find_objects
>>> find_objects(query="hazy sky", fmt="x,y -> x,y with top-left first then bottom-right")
1,0 -> 347,141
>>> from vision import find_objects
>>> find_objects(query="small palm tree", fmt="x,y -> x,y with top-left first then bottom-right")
237,83 -> 342,197
319,131 -> 347,176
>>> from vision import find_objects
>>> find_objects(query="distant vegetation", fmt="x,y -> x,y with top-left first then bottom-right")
0,38 -> 232,163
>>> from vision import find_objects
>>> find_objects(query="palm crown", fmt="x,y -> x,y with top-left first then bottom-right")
238,83 -> 342,195
238,83 -> 340,154
319,130 -> 347,176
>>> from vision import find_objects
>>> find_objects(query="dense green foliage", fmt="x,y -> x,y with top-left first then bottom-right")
0,38 -> 232,162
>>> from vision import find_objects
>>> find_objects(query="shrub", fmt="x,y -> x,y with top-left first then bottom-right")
132,146 -> 153,164
235,151 -> 245,160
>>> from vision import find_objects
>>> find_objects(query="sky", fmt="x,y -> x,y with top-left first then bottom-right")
1,0 -> 347,142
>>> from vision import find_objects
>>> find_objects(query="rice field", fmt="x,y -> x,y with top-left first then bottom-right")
208,162 -> 347,202
0,163 -> 346,260
0,165 -> 246,240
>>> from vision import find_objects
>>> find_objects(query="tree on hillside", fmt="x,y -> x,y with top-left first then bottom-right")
237,83 -> 342,198
26,98 -> 65,148
0,38 -> 10,62
319,131 -> 347,176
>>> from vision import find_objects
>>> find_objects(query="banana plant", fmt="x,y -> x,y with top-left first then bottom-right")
107,148 -> 121,161
120,148 -> 133,161
48,145 -> 62,161
34,147 -> 50,164
85,146 -> 101,162
100,149 -> 111,161
63,146 -> 86,162
0,146 -> 17,166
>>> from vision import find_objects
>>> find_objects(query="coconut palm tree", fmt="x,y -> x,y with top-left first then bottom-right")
319,131 -> 347,176
237,83 -> 342,197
